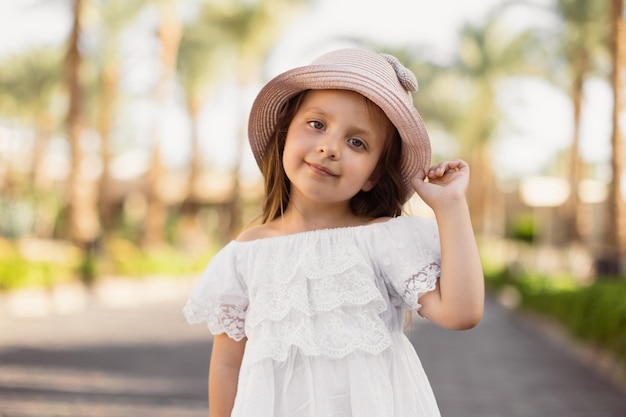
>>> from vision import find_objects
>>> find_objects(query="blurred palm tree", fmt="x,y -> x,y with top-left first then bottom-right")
400,17 -> 538,237
86,0 -> 148,232
142,0 -> 182,248
176,3 -> 226,214
603,0 -> 626,273
66,0 -> 101,251
537,0 -> 610,243
0,48 -> 64,239
451,19 -> 539,237
0,48 -> 63,193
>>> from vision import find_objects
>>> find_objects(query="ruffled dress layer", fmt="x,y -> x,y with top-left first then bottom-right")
184,216 -> 442,417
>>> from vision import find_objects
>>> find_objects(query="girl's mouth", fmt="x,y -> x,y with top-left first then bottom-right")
307,162 -> 337,177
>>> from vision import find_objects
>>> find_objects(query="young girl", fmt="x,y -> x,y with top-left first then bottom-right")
184,48 -> 484,417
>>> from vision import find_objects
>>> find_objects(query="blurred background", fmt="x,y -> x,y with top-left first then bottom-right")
0,0 -> 625,394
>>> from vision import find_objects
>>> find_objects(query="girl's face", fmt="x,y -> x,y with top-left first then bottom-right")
282,89 -> 394,209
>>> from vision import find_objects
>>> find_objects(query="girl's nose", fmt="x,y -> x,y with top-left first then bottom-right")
317,138 -> 339,160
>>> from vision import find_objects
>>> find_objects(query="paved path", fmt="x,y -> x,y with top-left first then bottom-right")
0,297 -> 210,417
412,297 -> 626,416
0,293 -> 624,416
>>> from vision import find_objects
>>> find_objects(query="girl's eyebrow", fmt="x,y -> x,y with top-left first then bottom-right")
299,106 -> 330,118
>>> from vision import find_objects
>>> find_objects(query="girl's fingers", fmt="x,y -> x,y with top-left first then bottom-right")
427,160 -> 467,178
427,162 -> 452,178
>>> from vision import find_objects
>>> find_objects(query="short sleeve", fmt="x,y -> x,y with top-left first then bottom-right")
183,241 -> 248,341
373,216 -> 441,312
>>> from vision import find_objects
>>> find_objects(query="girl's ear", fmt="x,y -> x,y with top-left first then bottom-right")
363,164 -> 384,192
362,179 -> 375,192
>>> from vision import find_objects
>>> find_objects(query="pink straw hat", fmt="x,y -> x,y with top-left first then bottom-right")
248,48 -> 431,203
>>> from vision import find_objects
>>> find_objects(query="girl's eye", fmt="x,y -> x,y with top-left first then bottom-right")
309,120 -> 325,130
348,137 -> 365,149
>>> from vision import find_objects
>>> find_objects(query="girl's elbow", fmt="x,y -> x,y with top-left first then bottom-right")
446,307 -> 483,330
422,294 -> 484,330
457,312 -> 482,330
464,306 -> 484,329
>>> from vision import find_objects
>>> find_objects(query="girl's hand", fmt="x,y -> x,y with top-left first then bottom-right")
410,160 -> 470,211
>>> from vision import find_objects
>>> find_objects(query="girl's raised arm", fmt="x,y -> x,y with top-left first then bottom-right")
411,160 -> 484,330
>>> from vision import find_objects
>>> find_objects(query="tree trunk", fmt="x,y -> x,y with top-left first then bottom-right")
97,61 -> 119,232
601,0 -> 626,275
32,113 -> 52,192
66,0 -> 99,249
562,49 -> 588,244
142,0 -> 181,248
185,96 -> 202,208
223,56 -> 262,241
225,124 -> 244,240
32,113 -> 56,239
467,146 -> 485,236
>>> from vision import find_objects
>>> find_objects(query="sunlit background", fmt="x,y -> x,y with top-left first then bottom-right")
0,0 -> 625,412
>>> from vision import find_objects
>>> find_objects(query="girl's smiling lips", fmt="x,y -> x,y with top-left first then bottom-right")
307,162 -> 337,177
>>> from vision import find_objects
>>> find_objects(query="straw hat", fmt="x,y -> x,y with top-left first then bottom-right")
247,48 -> 431,203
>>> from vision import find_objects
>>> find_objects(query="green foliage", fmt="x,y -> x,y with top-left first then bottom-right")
0,241 -> 77,290
0,258 -> 70,290
510,213 -> 536,243
0,46 -> 63,118
523,281 -> 626,360
78,248 -> 98,286
104,237 -> 212,277
0,236 -> 213,291
485,266 -> 626,365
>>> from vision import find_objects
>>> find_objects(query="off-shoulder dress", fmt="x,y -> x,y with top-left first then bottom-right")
184,216 -> 442,417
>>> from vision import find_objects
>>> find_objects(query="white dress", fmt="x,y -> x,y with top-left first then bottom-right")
184,216 -> 442,417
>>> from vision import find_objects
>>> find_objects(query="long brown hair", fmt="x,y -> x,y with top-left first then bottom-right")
259,90 -> 404,223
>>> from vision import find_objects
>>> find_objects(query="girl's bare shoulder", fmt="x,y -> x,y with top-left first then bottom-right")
235,222 -> 283,243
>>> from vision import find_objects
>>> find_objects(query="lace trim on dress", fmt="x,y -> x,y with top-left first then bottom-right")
183,300 -> 247,341
246,266 -> 386,326
402,262 -> 441,310
247,307 -> 392,362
